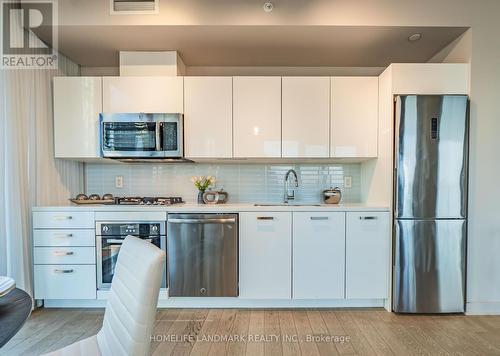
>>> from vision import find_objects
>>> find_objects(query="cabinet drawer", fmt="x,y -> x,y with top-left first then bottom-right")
34,265 -> 96,300
33,211 -> 94,229
34,247 -> 96,264
33,229 -> 95,247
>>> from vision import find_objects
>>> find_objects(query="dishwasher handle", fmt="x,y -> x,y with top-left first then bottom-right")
168,218 -> 237,224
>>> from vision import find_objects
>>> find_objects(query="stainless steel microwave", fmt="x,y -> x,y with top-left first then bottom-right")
99,113 -> 183,158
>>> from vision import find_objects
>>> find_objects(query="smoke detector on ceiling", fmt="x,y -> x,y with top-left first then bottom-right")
111,0 -> 159,14
263,2 -> 274,12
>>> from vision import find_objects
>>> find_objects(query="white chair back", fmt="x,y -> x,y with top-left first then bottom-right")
96,236 -> 165,356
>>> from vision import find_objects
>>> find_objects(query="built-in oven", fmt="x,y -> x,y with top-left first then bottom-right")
96,221 -> 166,290
100,113 -> 183,158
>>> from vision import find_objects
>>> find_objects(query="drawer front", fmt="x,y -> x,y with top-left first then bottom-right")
33,229 -> 95,247
34,247 -> 96,264
33,211 -> 94,229
34,265 -> 96,299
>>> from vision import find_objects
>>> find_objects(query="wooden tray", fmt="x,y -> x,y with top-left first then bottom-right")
69,199 -> 115,205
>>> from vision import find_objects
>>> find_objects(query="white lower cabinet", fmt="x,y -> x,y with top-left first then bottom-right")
33,210 -> 96,300
239,212 -> 292,299
34,265 -> 96,300
345,212 -> 390,299
293,212 -> 345,299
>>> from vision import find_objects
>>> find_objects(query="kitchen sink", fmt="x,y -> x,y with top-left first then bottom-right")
254,203 -> 322,207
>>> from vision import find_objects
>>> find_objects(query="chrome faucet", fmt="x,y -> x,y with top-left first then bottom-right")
284,169 -> 299,203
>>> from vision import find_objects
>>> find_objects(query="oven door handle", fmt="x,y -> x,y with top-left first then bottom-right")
102,238 -> 156,243
104,239 -> 125,244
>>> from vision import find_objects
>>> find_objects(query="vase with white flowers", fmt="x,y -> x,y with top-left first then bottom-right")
191,176 -> 216,204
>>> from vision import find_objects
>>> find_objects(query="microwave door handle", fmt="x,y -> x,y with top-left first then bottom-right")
156,122 -> 162,151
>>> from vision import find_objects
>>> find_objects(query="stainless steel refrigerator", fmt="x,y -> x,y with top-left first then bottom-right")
393,95 -> 468,313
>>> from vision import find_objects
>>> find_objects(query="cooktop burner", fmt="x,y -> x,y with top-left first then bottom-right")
115,197 -> 184,206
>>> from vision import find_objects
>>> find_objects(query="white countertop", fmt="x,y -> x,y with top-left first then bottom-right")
33,202 -> 389,212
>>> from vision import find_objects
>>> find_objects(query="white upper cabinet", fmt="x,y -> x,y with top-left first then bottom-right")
53,77 -> 102,159
293,212 -> 345,299
102,76 -> 183,113
390,63 -> 469,95
233,77 -> 282,158
282,77 -> 330,158
331,77 -> 378,158
184,77 -> 233,158
346,212 -> 390,299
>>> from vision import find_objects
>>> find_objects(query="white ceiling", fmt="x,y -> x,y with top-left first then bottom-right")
35,25 -> 467,67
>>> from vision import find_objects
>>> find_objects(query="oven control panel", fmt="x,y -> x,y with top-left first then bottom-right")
97,222 -> 164,236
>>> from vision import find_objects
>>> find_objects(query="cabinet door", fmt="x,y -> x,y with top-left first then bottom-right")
282,77 -> 330,157
293,212 -> 345,299
184,77 -> 233,158
233,77 -> 281,158
346,212 -> 390,299
239,212 -> 292,299
331,77 -> 378,158
102,76 -> 183,113
53,77 -> 102,158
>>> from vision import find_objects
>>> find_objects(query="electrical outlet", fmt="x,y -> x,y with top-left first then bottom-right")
344,176 -> 352,189
115,176 -> 124,188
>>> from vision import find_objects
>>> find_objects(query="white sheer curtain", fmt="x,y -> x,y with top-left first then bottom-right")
0,49 -> 84,297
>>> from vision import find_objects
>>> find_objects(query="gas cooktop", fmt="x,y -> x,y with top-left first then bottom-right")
114,196 -> 184,206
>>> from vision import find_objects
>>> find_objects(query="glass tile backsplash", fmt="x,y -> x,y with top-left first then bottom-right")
85,163 -> 361,204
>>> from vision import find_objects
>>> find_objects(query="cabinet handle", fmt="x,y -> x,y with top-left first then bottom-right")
310,216 -> 329,220
53,216 -> 73,221
53,269 -> 74,274
53,233 -> 73,238
53,251 -> 74,256
359,216 -> 377,220
257,216 -> 274,220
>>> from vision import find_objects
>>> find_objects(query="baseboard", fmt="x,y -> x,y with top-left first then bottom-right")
157,298 -> 385,309
466,302 -> 500,315
42,298 -> 386,309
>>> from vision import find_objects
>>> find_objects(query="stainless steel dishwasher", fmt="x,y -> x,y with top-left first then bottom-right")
167,213 -> 238,297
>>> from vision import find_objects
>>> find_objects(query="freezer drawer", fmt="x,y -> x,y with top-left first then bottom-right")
393,219 -> 466,313
167,214 -> 238,297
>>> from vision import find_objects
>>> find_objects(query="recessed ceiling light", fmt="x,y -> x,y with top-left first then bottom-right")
263,2 -> 273,12
408,33 -> 422,42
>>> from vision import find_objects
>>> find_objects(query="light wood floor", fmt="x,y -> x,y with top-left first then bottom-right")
3,308 -> 500,356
